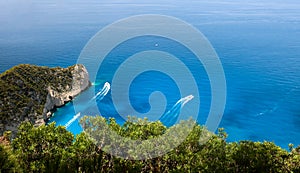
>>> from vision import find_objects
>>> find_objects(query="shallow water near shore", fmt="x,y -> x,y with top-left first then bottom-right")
1,0 -> 300,149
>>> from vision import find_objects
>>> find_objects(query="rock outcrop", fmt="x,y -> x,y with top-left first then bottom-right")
0,64 -> 90,135
41,64 -> 90,124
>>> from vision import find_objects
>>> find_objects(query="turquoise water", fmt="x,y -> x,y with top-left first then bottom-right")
1,0 -> 300,149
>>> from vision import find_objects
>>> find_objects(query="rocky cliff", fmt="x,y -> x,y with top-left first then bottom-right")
0,64 -> 90,135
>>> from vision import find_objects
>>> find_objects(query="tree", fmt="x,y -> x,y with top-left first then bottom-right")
12,122 -> 73,172
0,116 -> 298,172
0,131 -> 19,173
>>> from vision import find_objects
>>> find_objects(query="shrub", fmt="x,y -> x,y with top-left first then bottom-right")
0,116 -> 298,172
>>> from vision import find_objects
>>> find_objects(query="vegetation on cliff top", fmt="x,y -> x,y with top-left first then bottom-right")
0,116 -> 299,173
0,64 -> 77,134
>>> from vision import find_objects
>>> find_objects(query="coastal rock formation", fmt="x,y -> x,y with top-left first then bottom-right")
42,64 -> 90,123
0,64 -> 90,135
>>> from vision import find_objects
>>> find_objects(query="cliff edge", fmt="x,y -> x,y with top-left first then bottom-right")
0,64 -> 90,135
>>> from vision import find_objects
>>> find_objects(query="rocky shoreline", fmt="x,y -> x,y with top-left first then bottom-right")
0,64 -> 91,135
39,64 -> 91,126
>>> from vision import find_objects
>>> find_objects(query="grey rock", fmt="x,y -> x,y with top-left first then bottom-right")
41,64 -> 91,124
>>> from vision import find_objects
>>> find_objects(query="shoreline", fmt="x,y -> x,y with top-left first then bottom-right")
0,64 -> 91,135
39,64 -> 91,126
43,82 -> 92,125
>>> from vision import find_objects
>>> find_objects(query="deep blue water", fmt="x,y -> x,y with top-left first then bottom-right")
1,0 -> 300,149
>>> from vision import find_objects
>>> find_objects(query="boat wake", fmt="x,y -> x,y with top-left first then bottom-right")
91,82 -> 111,101
65,112 -> 81,128
160,95 -> 194,126
65,82 -> 111,128
255,86 -> 299,117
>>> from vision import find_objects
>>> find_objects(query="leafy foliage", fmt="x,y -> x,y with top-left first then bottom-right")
12,122 -> 74,172
0,64 -> 76,135
0,132 -> 19,173
0,116 -> 299,172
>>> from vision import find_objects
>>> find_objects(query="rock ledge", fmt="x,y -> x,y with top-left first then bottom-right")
40,64 -> 90,125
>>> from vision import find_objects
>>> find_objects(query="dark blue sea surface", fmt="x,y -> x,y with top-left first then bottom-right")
1,0 -> 299,149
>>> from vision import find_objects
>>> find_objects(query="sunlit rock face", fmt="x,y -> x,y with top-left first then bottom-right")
42,64 -> 91,125
0,64 -> 91,135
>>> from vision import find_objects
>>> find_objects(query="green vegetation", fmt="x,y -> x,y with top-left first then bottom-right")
0,64 -> 76,135
0,116 -> 299,173
0,64 -> 299,172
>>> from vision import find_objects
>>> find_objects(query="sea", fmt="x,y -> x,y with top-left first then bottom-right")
0,0 -> 299,149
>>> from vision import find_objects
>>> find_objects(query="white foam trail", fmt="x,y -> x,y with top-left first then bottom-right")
91,82 -> 111,101
178,95 -> 194,107
165,95 -> 194,115
160,95 -> 194,125
255,86 -> 299,117
65,112 -> 81,128
64,82 -> 111,128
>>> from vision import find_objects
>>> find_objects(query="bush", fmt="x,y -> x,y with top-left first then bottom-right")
0,132 -> 19,173
12,122 -> 74,172
0,64 -> 77,135
0,116 -> 298,172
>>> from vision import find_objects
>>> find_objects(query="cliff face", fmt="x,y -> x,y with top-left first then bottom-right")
42,64 -> 90,123
0,64 -> 90,135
